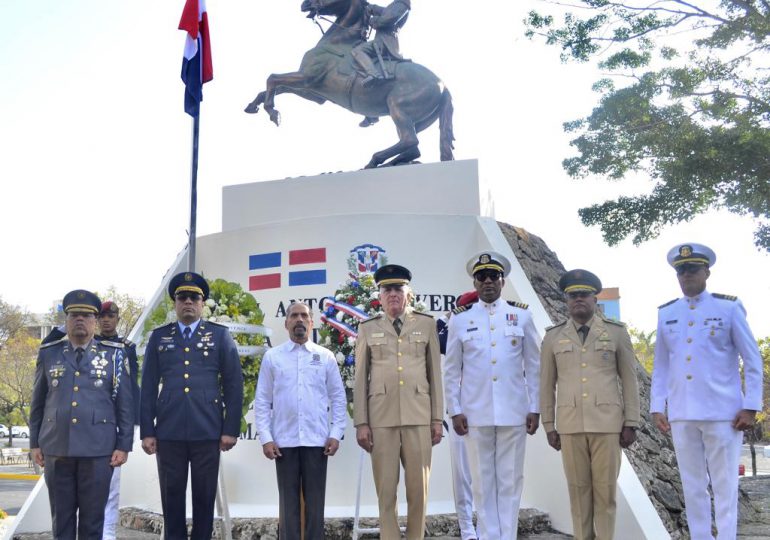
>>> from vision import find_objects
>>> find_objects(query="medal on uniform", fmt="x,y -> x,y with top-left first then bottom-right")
506,313 -> 518,326
197,342 -> 203,348
52,379 -> 59,387
94,379 -> 103,388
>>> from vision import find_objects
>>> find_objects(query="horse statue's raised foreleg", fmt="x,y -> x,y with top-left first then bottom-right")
365,108 -> 420,169
245,87 -> 326,115
259,71 -> 313,126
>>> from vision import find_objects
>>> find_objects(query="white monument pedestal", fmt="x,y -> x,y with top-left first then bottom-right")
8,160 -> 669,539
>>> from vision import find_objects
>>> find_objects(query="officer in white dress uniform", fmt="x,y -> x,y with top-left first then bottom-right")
651,243 -> 763,540
444,252 -> 541,540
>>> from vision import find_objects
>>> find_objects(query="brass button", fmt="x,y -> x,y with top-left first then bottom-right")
184,360 -> 190,365
687,355 -> 692,362
581,377 -> 587,383
398,352 -> 402,357
184,387 -> 190,393
398,339 -> 402,344
184,373 -> 190,379
204,351 -> 209,357
491,342 -> 496,347
71,401 -> 77,407
398,366 -> 403,372
72,418 -> 78,424
73,386 -> 79,392
184,347 -> 190,352
689,304 -> 696,310
687,375 -> 693,380
399,380 -> 404,386
710,331 -> 715,336
582,393 -> 588,398
75,371 -> 80,377
490,326 -> 495,331
688,321 -> 694,327
581,363 -> 587,368
687,337 -> 692,343
491,359 -> 497,364
582,348 -> 587,353
490,312 -> 495,316
493,376 -> 498,382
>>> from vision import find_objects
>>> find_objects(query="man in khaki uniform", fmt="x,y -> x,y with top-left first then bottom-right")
540,269 -> 640,540
354,264 -> 443,540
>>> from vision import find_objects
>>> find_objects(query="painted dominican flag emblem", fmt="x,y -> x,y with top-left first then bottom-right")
248,248 -> 327,291
349,244 -> 386,274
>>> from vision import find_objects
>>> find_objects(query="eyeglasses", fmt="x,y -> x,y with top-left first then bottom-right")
676,264 -> 705,275
175,292 -> 202,302
474,271 -> 502,282
566,291 -> 593,299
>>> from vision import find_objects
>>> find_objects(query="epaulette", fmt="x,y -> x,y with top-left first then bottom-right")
40,336 -> 68,349
99,340 -> 125,349
360,313 -> 382,324
658,298 -> 677,309
602,317 -> 626,327
713,293 -> 738,302
545,320 -> 567,332
507,300 -> 529,310
452,305 -> 470,315
153,321 -> 175,332
412,310 -> 433,318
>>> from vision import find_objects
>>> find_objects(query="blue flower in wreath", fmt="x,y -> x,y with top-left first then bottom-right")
325,306 -> 335,316
351,280 -> 360,289
345,355 -> 355,366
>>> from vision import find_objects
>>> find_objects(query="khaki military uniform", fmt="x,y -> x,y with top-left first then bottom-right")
354,308 -> 443,540
540,315 -> 640,540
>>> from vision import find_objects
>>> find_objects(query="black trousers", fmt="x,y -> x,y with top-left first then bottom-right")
275,446 -> 328,540
156,440 -> 220,540
44,455 -> 113,540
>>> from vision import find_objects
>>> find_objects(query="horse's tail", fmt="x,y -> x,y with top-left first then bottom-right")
439,88 -> 455,161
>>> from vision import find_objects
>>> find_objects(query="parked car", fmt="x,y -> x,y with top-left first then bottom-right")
11,426 -> 29,438
0,424 -> 7,437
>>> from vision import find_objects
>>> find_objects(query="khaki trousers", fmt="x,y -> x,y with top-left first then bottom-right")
371,425 -> 432,540
560,433 -> 621,540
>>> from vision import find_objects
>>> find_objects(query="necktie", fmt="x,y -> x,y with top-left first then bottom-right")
393,318 -> 402,336
578,325 -> 589,344
75,347 -> 84,365
183,327 -> 192,341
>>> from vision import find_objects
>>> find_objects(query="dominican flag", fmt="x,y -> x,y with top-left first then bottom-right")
248,248 -> 328,291
179,0 -> 213,117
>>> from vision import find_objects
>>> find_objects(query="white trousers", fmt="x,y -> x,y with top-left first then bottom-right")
446,419 -> 477,540
465,425 -> 526,540
671,421 -> 743,540
102,465 -> 121,540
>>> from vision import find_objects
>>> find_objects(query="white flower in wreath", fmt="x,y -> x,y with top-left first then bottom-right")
347,336 -> 356,346
335,311 -> 345,322
324,336 -> 331,346
218,315 -> 232,323
205,299 -> 216,308
369,291 -> 380,300
335,294 -> 344,301
335,352 -> 345,366
203,306 -> 212,318
345,379 -> 354,389
356,304 -> 366,312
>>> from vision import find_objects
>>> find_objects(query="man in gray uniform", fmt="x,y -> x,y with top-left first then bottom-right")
30,289 -> 134,540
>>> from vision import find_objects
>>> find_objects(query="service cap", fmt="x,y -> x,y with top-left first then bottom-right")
466,251 -> 511,278
168,271 -> 209,300
559,269 -> 602,295
62,290 -> 102,315
374,264 -> 412,287
666,243 -> 715,268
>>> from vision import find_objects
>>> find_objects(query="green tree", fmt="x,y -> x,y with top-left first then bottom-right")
758,336 -> 770,435
94,286 -> 145,337
525,1 -> 770,251
0,297 -> 29,347
628,325 -> 656,374
0,334 -> 38,427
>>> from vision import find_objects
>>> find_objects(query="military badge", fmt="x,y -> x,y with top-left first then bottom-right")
679,245 -> 693,257
52,379 -> 59,387
184,272 -> 193,282
599,332 -> 611,341
506,313 -> 518,326
94,379 -> 103,388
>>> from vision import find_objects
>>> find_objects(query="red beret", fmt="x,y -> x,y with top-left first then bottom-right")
456,291 -> 479,307
100,301 -> 119,315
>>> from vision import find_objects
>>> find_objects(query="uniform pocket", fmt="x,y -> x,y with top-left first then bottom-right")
368,382 -> 386,398
93,408 -> 116,425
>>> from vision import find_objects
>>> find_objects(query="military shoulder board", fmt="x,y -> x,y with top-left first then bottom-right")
658,298 -> 677,309
40,336 -> 68,349
412,310 -> 433,318
360,314 -> 382,324
507,300 -> 529,309
100,340 -> 125,349
603,317 -> 626,327
452,305 -> 470,315
545,320 -> 567,332
713,293 -> 738,301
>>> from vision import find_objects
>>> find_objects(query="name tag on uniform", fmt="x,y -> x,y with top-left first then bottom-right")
665,320 -> 678,325
558,339 -> 570,344
467,327 -> 478,332
372,332 -> 385,338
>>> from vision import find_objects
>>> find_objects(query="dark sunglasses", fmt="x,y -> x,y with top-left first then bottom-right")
567,291 -> 593,299
175,292 -> 202,302
474,270 -> 502,282
676,264 -> 706,275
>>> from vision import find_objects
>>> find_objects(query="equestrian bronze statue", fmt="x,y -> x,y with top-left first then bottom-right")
244,0 -> 454,169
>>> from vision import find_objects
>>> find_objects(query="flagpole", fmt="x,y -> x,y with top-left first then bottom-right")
188,113 -> 200,272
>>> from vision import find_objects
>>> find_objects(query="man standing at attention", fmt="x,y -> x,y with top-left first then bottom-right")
651,243 -> 762,539
354,264 -> 443,540
97,300 -> 140,540
30,290 -> 134,539
255,302 -> 347,540
444,253 -> 541,540
540,269 -> 640,540
140,272 -> 244,540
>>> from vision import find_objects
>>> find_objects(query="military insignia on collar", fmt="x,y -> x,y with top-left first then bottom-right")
679,245 -> 692,257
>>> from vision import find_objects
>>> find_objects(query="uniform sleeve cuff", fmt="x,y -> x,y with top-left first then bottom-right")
542,422 -> 555,431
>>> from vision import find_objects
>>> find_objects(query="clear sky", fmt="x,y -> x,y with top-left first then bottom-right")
1,0 -> 768,337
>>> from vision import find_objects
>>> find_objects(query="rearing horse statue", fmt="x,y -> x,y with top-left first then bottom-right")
244,0 -> 454,169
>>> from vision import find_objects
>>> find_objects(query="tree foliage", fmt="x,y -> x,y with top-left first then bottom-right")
759,336 -> 770,434
95,286 -> 145,337
0,297 -> 29,347
0,334 -> 38,426
628,325 -> 656,373
526,1 -> 770,251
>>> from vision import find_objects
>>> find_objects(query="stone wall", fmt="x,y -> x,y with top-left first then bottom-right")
498,222 -> 689,538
